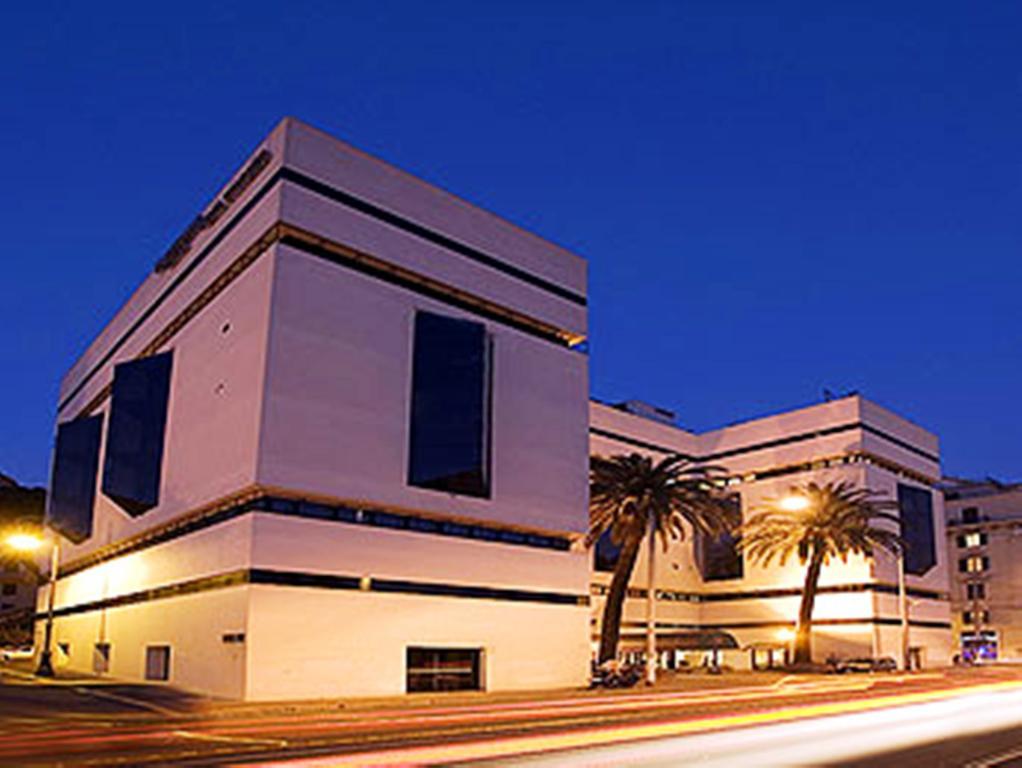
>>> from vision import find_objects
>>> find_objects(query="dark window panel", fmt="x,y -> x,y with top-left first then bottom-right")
406,647 -> 481,692
695,496 -> 744,582
898,484 -> 936,576
408,312 -> 490,498
594,529 -> 621,573
102,352 -> 173,516
47,415 -> 103,543
962,507 -> 979,524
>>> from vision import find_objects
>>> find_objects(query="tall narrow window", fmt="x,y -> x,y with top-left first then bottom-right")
408,312 -> 490,498
897,484 -> 936,576
695,495 -> 743,581
145,645 -> 170,681
102,352 -> 173,516
47,415 -> 103,543
594,529 -> 622,573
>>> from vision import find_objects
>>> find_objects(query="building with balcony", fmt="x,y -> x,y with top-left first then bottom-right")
944,479 -> 1022,663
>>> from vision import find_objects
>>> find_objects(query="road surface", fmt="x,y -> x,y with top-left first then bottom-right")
2,665 -> 1021,765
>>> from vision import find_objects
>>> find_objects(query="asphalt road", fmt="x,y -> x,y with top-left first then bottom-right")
1,665 -> 1021,766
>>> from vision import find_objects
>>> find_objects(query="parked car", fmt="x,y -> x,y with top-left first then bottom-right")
833,656 -> 898,674
590,660 -> 643,689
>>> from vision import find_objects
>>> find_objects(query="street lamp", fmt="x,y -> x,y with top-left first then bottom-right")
779,494 -> 810,512
3,530 -> 59,677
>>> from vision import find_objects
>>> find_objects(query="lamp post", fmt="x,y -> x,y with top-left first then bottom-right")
645,516 -> 657,685
897,544 -> 910,672
5,530 -> 58,677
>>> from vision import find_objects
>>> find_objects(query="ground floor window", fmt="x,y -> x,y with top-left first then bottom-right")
145,645 -> 171,681
406,647 -> 482,692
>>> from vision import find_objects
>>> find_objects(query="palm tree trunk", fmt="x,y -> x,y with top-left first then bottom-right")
793,549 -> 825,666
598,534 -> 642,664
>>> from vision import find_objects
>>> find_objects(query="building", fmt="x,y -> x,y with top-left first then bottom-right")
944,479 -> 1022,662
590,396 -> 952,670
40,118 -> 590,699
38,118 -> 950,699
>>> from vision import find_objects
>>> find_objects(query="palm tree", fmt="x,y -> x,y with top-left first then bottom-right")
588,453 -> 731,665
739,481 -> 903,667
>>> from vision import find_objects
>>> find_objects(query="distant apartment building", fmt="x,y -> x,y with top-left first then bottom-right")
591,396 -> 952,670
37,118 -> 949,699
944,479 -> 1022,662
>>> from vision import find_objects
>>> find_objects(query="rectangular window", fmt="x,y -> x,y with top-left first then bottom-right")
695,496 -> 744,581
0,584 -> 15,596
898,484 -> 936,575
962,507 -> 980,524
145,645 -> 171,681
962,532 -> 987,548
962,555 -> 989,573
406,647 -> 482,692
594,529 -> 622,573
93,642 -> 110,674
47,415 -> 103,543
408,312 -> 490,498
102,352 -> 173,516
965,610 -> 991,625
966,583 -> 986,600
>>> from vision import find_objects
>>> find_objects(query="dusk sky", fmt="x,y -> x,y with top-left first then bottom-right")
3,2 -> 1020,487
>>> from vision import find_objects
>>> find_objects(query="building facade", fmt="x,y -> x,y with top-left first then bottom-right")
944,480 -> 1022,663
590,396 -> 953,670
39,118 -> 591,699
38,118 -> 951,699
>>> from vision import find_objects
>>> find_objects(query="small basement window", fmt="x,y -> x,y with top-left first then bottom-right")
407,647 -> 482,693
145,645 -> 171,681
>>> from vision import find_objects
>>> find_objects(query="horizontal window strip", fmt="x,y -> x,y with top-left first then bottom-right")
277,226 -> 579,348
614,617 -> 952,631
592,421 -> 938,467
57,492 -> 575,580
42,568 -> 587,620
588,427 -> 693,458
279,168 -> 586,307
592,427 -> 936,486
591,582 -> 949,603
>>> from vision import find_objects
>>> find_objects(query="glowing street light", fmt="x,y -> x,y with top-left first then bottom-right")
5,532 -> 44,552
3,528 -> 60,677
779,495 -> 810,512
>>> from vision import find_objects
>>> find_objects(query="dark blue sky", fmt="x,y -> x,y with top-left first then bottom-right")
3,2 -> 1020,486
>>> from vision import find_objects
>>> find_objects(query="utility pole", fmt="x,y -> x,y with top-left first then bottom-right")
646,517 -> 657,685
36,537 -> 60,677
898,545 -> 910,672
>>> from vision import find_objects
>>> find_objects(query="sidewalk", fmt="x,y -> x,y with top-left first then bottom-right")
0,661 -> 794,721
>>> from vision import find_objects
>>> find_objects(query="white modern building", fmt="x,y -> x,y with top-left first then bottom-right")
590,396 -> 952,670
41,118 -> 591,699
38,118 -> 951,699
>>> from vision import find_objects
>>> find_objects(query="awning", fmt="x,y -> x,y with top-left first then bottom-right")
620,630 -> 740,651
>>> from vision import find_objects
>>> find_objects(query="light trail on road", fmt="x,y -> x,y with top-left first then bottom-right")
236,680 -> 1022,767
